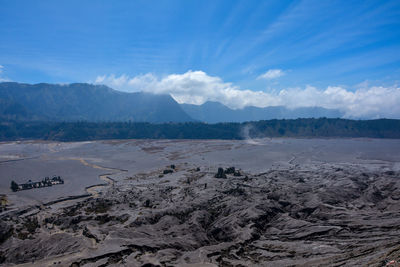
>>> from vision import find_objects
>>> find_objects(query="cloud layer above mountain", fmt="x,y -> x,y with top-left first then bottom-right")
94,70 -> 400,119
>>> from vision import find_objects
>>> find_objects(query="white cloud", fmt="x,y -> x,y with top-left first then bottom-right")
94,70 -> 400,119
257,69 -> 285,80
0,65 -> 11,82
275,85 -> 400,118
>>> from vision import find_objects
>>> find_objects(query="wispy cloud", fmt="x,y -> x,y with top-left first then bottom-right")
257,69 -> 285,80
94,70 -> 400,118
0,65 -> 11,82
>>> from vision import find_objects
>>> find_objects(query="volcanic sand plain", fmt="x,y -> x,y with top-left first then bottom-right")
0,138 -> 400,266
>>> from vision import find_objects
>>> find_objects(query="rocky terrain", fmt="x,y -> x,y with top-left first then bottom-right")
1,138 -> 400,266
1,161 -> 400,266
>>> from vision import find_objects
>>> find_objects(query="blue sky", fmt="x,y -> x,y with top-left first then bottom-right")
1,0 -> 400,117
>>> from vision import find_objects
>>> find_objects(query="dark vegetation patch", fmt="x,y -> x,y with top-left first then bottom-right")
1,118 -> 400,141
85,199 -> 113,214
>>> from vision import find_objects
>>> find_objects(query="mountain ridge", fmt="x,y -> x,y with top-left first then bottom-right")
0,82 -> 349,123
180,101 -> 344,123
0,82 -> 194,123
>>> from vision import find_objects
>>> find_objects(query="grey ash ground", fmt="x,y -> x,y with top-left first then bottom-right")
0,138 -> 400,266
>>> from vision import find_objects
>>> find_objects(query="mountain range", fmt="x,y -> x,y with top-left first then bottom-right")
0,82 -> 192,123
0,82 -> 344,123
181,101 -> 343,123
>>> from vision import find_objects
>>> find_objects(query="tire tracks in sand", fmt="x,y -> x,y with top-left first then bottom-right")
72,158 -> 128,198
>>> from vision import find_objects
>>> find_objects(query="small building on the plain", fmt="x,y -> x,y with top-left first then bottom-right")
13,176 -> 64,191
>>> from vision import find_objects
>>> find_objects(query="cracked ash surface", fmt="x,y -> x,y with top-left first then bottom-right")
0,138 -> 400,266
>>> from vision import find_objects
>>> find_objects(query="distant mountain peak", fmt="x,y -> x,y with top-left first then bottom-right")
0,82 -> 194,123
181,102 -> 344,123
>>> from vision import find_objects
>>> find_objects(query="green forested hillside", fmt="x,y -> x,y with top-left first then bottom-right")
0,82 -> 193,123
1,118 -> 399,141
